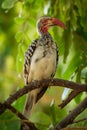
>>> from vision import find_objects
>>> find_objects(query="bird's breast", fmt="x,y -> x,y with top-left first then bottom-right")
28,45 -> 57,82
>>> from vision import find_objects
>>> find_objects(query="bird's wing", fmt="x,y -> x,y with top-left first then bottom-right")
51,42 -> 58,77
23,39 -> 39,85
36,42 -> 59,102
24,39 -> 58,102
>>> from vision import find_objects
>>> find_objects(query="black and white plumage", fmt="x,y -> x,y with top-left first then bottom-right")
23,33 -> 58,118
22,16 -> 66,120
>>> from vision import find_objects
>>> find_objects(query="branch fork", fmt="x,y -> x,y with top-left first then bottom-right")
0,78 -> 87,130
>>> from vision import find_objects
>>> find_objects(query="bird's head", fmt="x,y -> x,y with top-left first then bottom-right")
37,16 -> 66,35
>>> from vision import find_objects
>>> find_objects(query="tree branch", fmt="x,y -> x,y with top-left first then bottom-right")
0,103 -> 38,130
0,78 -> 87,130
0,78 -> 87,115
55,97 -> 87,130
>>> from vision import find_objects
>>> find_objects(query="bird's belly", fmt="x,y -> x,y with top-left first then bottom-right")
29,47 -> 56,81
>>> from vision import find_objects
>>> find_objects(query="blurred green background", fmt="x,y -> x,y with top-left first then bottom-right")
0,0 -> 87,130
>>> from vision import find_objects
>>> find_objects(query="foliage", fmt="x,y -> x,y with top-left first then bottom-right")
0,111 -> 20,130
0,0 -> 87,129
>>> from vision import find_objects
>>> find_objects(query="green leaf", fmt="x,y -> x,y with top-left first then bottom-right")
30,111 -> 52,130
15,31 -> 23,43
63,30 -> 73,63
63,53 -> 81,79
74,93 -> 83,104
49,100 -> 66,125
74,0 -> 82,15
28,17 -> 36,27
49,99 -> 57,125
2,0 -> 17,9
0,111 -> 20,130
24,33 -> 31,46
16,53 -> 24,73
30,111 -> 51,126
25,0 -> 34,4
15,17 -> 25,25
81,16 -> 87,32
81,67 -> 87,79
16,43 -> 24,73
13,95 -> 26,112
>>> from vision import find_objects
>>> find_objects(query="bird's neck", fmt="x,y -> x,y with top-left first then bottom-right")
39,32 -> 54,47
40,32 -> 52,39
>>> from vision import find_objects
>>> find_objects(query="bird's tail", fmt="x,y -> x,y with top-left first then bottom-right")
21,91 -> 37,130
21,88 -> 47,129
23,87 -> 48,119
23,90 -> 37,119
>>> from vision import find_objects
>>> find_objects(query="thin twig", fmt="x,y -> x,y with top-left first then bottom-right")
59,90 -> 82,108
73,117 -> 87,124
